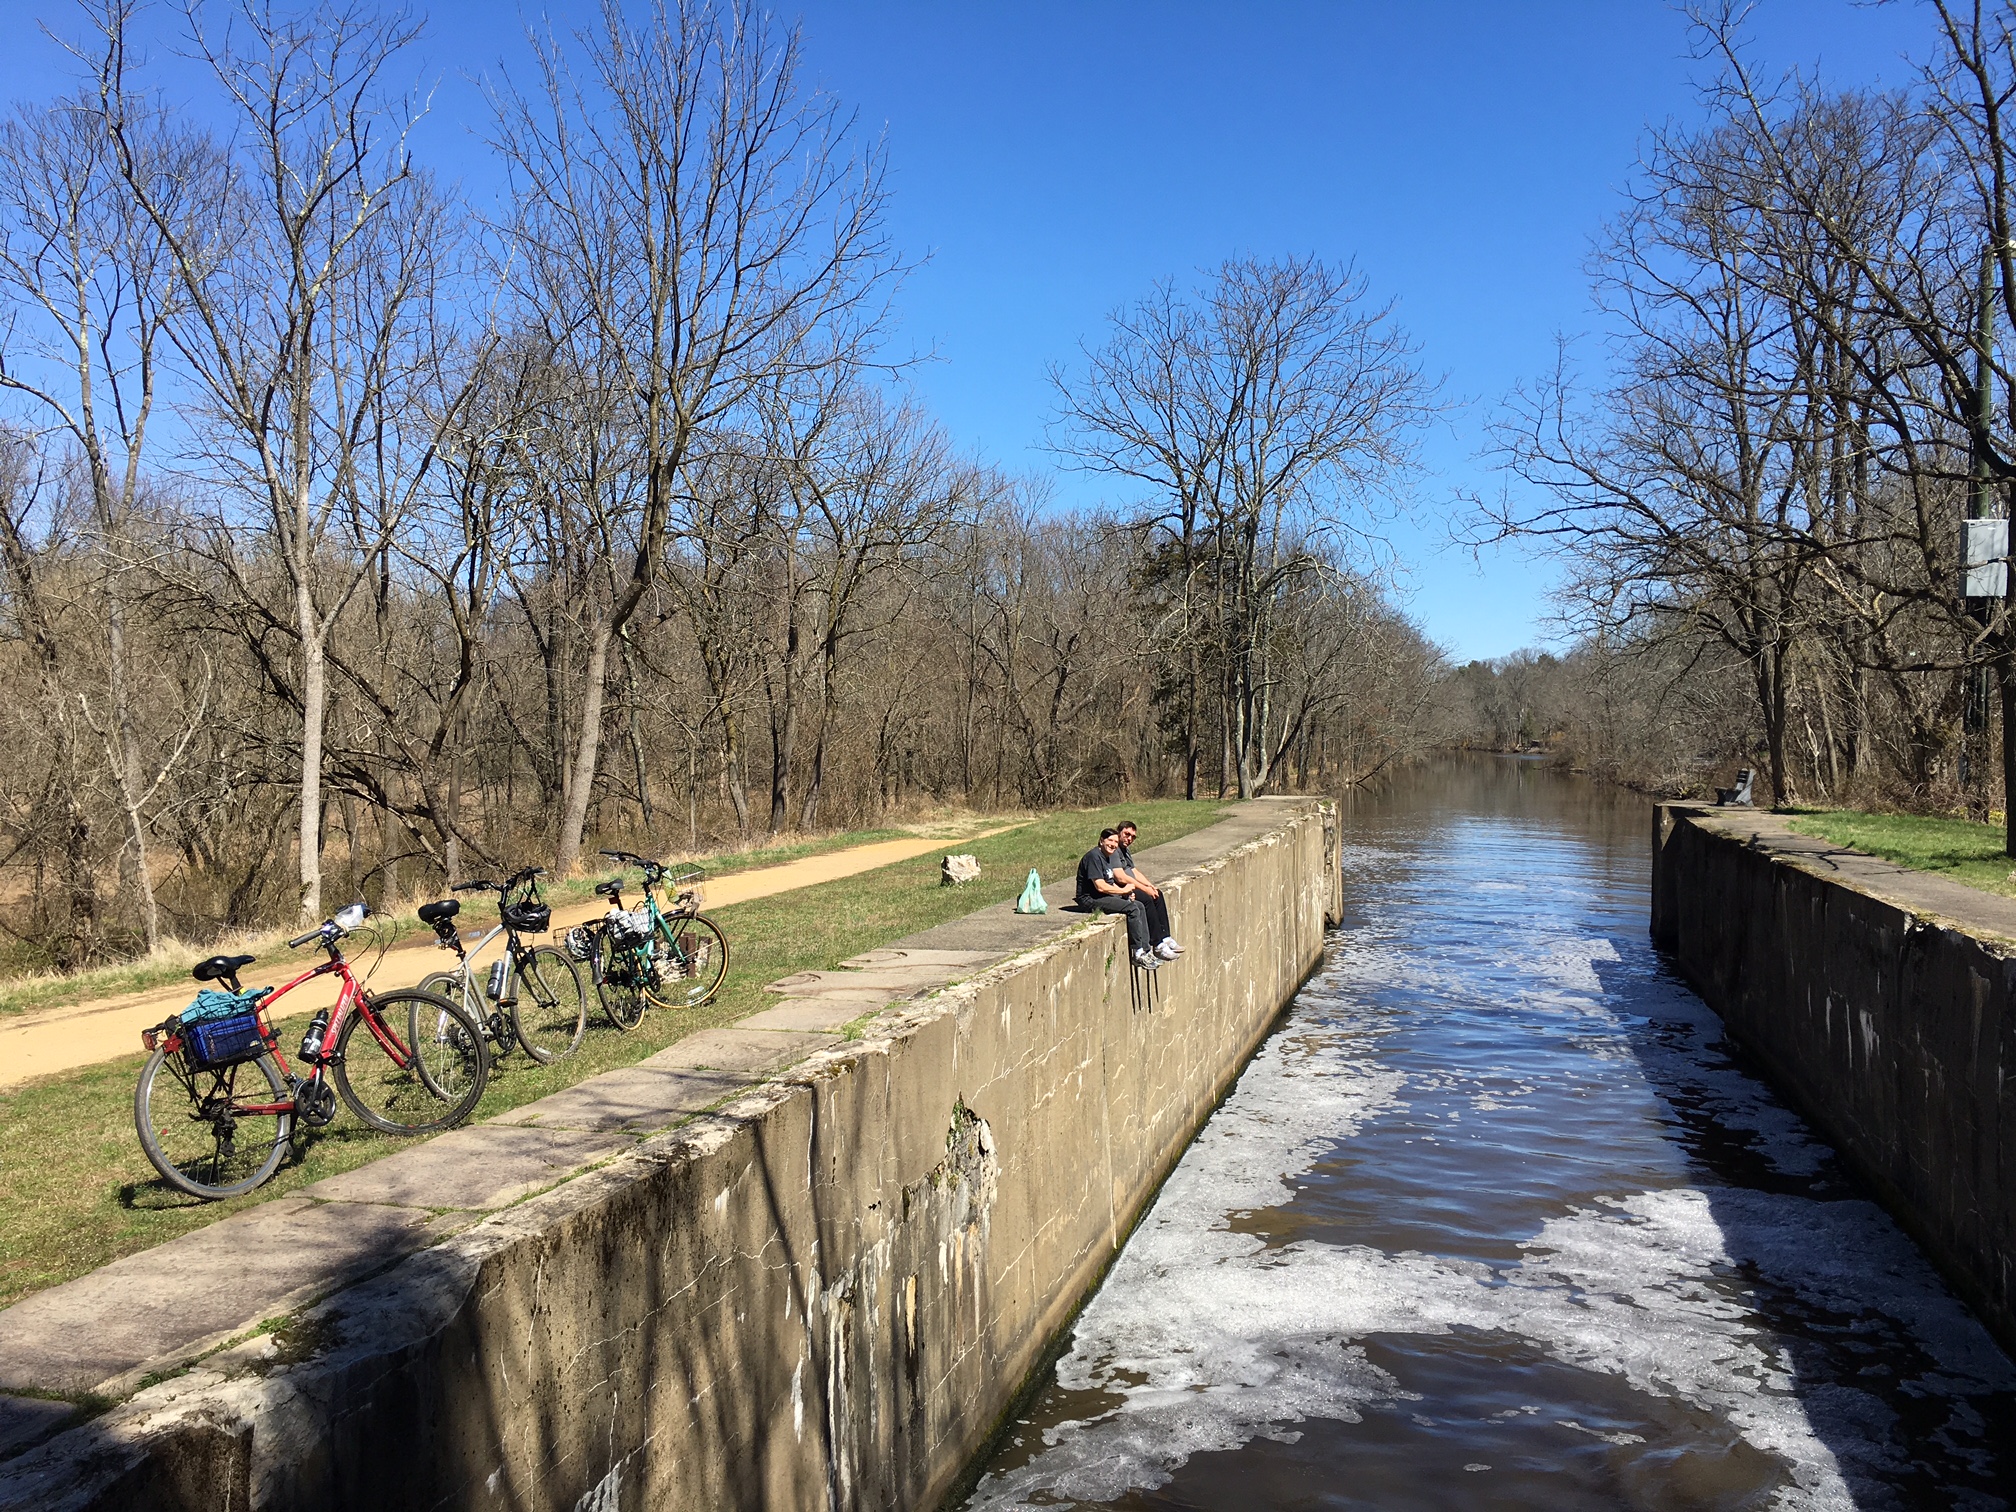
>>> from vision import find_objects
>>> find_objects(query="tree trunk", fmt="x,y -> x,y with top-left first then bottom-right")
443,744 -> 464,883
721,708 -> 752,837
296,581 -> 326,922
556,621 -> 614,872
620,635 -> 653,835
104,590 -> 162,951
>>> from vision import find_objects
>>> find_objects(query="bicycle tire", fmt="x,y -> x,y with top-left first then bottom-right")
333,989 -> 489,1134
134,1049 -> 293,1201
513,945 -> 587,1063
593,929 -> 647,1031
643,913 -> 729,1009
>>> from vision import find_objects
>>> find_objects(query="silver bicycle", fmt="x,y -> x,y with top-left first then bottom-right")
415,866 -> 587,1065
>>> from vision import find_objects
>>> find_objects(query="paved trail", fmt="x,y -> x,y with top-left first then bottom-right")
0,829 -> 1020,1091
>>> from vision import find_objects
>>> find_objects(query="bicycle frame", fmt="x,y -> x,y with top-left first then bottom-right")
213,955 -> 414,1115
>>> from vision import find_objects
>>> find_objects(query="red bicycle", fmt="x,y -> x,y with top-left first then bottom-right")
134,903 -> 491,1200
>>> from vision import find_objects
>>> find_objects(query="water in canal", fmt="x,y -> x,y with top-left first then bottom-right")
963,758 -> 2016,1510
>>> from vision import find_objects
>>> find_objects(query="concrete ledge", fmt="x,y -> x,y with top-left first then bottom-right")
1652,803 -> 2016,1353
0,798 -> 1341,1511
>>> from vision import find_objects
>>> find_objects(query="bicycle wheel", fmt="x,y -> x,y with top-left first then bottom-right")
134,1049 -> 293,1201
645,913 -> 729,1009
593,930 -> 647,1031
333,989 -> 489,1134
513,945 -> 587,1063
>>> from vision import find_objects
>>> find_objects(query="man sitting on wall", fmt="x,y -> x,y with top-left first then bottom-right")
1076,828 -> 1160,971
1113,819 -> 1181,960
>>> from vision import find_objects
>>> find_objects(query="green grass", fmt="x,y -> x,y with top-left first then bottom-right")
1786,809 -> 2016,899
0,799 -> 1228,1312
0,824 -> 947,1021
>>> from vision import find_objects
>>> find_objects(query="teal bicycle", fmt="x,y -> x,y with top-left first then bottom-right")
566,851 -> 729,1028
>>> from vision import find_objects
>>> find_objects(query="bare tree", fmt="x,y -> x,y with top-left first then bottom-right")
0,84 -> 209,947
492,0 -> 899,871
1055,255 -> 1433,797
96,0 -> 477,919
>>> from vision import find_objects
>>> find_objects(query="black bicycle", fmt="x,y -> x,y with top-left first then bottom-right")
416,866 -> 588,1065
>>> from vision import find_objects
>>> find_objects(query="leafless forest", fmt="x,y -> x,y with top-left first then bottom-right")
0,0 -> 1445,972
1468,2 -> 2016,839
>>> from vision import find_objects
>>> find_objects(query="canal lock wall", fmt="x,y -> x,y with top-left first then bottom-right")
1651,803 -> 2016,1353
0,798 -> 1340,1512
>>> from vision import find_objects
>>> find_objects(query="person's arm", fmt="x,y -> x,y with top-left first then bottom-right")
1093,872 -> 1135,896
1121,855 -> 1158,898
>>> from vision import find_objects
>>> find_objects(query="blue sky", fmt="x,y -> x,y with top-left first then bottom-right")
6,1 -> 1935,659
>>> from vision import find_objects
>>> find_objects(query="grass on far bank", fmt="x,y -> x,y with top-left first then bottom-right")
0,822 -> 1016,1021
0,798 -> 1228,1316
1785,809 -> 2016,900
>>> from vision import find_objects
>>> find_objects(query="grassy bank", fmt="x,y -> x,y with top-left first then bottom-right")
1786,809 -> 2016,900
0,824 -> 977,1021
0,799 -> 1227,1313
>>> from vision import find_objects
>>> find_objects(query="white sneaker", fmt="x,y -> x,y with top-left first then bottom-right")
1132,947 -> 1161,970
1157,938 -> 1182,958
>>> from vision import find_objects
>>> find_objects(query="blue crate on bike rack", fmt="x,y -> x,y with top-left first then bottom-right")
181,1011 -> 270,1069
176,986 -> 275,1069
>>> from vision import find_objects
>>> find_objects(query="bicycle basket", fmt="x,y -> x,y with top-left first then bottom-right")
500,900 -> 551,933
182,1009 -> 272,1070
608,907 -> 653,945
562,924 -> 598,962
664,866 -> 705,904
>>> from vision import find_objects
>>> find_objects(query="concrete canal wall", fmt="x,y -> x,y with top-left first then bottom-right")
1651,804 -> 2016,1352
0,798 -> 1340,1512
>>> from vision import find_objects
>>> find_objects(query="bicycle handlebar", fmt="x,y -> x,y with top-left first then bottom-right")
601,849 -> 666,879
453,866 -> 546,894
287,926 -> 325,949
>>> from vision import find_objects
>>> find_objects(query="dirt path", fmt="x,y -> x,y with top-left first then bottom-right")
0,828 -> 1022,1092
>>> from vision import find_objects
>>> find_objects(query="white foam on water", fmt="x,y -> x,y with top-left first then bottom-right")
966,921 -> 2014,1512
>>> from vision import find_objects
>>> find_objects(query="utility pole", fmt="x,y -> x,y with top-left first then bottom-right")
1963,246 -> 2002,815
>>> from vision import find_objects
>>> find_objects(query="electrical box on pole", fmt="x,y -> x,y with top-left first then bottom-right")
1962,516 -> 2008,603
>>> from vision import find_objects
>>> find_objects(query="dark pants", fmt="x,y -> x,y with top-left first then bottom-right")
1090,895 -> 1151,954
1138,889 -> 1172,946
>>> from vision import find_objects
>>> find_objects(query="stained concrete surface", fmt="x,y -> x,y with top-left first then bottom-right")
1653,803 -> 2016,1353
489,1068 -> 751,1132
0,914 -> 1009,1408
0,1196 -> 434,1395
1668,805 -> 2016,942
636,1026 -> 835,1076
0,1397 -> 72,1461
0,800 -> 1336,1510
298,1125 -> 629,1208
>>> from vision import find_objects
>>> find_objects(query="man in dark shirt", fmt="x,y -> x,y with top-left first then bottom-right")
1076,828 -> 1160,970
1113,820 -> 1181,959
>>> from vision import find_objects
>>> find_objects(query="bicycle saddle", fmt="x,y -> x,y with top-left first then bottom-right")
417,899 -> 460,926
192,953 -> 256,984
593,880 -> 623,899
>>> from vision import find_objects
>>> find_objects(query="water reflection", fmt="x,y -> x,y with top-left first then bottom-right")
962,758 -> 2016,1510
